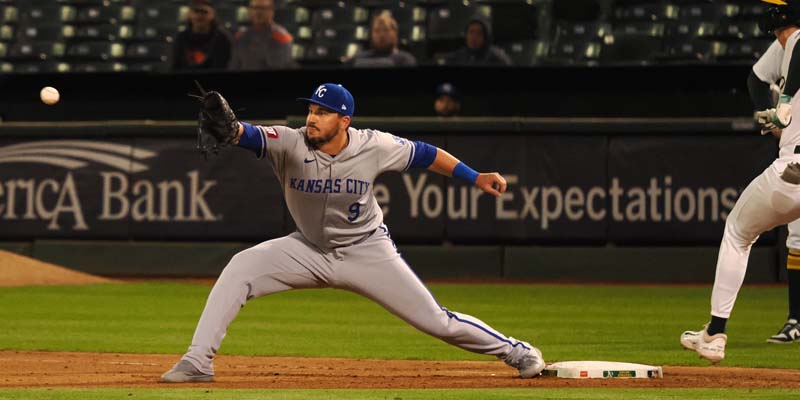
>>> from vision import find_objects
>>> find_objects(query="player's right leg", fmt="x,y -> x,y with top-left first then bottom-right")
160,232 -> 332,383
684,166 -> 800,362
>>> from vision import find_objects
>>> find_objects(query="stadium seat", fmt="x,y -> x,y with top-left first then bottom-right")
11,61 -> 71,73
427,4 -> 490,40
17,25 -> 72,42
130,26 -> 177,41
660,38 -> 726,61
548,39 -> 602,64
613,21 -> 665,37
274,5 -> 310,29
666,21 -> 717,39
215,5 -> 248,31
556,22 -> 611,41
124,41 -> 169,61
600,33 -> 663,63
126,61 -> 168,72
738,2 -> 770,19
716,21 -> 765,40
74,4 -> 135,24
677,2 -> 739,21
719,39 -> 772,61
65,41 -> 125,60
313,25 -> 368,44
291,42 -> 305,62
370,3 -> 426,26
8,41 -> 66,60
0,6 -> 18,24
71,62 -> 126,72
20,5 -> 77,25
489,1 -> 542,42
501,39 -> 548,66
398,24 -> 426,47
310,4 -> 369,29
613,3 -> 678,22
303,41 -> 360,65
73,24 -> 125,41
0,24 -> 13,42
137,5 -> 189,29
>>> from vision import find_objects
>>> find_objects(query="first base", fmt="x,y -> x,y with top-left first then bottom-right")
542,361 -> 663,379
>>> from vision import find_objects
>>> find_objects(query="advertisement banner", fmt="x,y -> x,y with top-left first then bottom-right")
0,138 -> 285,240
607,135 -> 777,243
445,134 -> 609,242
0,132 -> 778,245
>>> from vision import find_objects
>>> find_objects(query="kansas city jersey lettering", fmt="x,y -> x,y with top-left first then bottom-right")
258,125 -> 416,249
289,178 -> 370,194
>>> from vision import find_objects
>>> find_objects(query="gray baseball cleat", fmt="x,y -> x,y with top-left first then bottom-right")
767,319 -> 800,343
504,340 -> 545,378
160,360 -> 214,383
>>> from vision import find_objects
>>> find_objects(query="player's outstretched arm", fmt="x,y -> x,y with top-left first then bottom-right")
426,146 -> 507,197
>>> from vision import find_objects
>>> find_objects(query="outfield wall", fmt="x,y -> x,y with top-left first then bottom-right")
0,118 -> 784,282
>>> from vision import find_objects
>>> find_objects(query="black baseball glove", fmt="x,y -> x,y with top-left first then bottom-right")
190,81 -> 239,158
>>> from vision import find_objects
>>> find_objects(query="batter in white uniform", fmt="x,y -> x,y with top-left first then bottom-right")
160,83 -> 546,382
681,0 -> 800,362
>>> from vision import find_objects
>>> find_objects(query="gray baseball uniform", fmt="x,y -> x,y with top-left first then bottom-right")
179,124 -> 535,375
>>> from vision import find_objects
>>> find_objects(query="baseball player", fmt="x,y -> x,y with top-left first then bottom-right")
680,0 -> 800,362
160,83 -> 545,382
747,4 -> 800,345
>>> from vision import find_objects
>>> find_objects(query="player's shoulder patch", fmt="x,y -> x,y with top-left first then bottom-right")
258,125 -> 279,139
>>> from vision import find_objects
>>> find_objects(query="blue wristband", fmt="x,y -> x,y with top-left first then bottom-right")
452,162 -> 479,185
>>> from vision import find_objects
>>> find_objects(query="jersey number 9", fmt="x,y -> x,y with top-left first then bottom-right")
348,202 -> 361,222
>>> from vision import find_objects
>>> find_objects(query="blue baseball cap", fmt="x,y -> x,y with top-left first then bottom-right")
297,83 -> 354,117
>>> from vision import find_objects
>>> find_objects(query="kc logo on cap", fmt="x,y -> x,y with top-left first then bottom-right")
298,83 -> 355,117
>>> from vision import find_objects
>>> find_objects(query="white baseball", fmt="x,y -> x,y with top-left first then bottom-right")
40,86 -> 60,105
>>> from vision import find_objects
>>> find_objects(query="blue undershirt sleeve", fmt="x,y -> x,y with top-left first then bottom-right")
237,122 -> 265,158
409,140 -> 437,169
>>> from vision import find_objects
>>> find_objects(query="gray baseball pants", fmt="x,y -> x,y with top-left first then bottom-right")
181,225 -> 531,374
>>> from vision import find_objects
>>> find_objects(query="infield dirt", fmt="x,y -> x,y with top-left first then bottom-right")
0,350 -> 797,389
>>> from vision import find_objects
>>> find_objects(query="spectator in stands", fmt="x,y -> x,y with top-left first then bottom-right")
172,0 -> 233,71
444,14 -> 511,66
229,0 -> 298,70
434,82 -> 460,117
351,11 -> 416,68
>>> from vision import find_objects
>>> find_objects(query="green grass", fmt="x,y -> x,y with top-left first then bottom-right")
0,282 -> 795,368
0,389 -> 794,400
0,282 -> 796,399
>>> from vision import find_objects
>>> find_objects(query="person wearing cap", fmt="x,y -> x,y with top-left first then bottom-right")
229,0 -> 298,70
171,0 -> 233,71
351,11 -> 417,68
443,13 -> 511,66
159,82 -> 546,383
434,82 -> 461,117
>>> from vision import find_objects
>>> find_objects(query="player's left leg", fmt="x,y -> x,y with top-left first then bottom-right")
332,225 -> 544,378
770,218 -> 800,343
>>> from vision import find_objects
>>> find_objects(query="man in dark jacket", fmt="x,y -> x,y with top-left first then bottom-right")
351,11 -> 417,67
229,0 -> 298,70
172,0 -> 233,71
444,14 -> 511,66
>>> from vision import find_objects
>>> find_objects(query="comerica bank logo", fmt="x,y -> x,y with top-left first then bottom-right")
0,140 -> 219,231
0,140 -> 155,172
